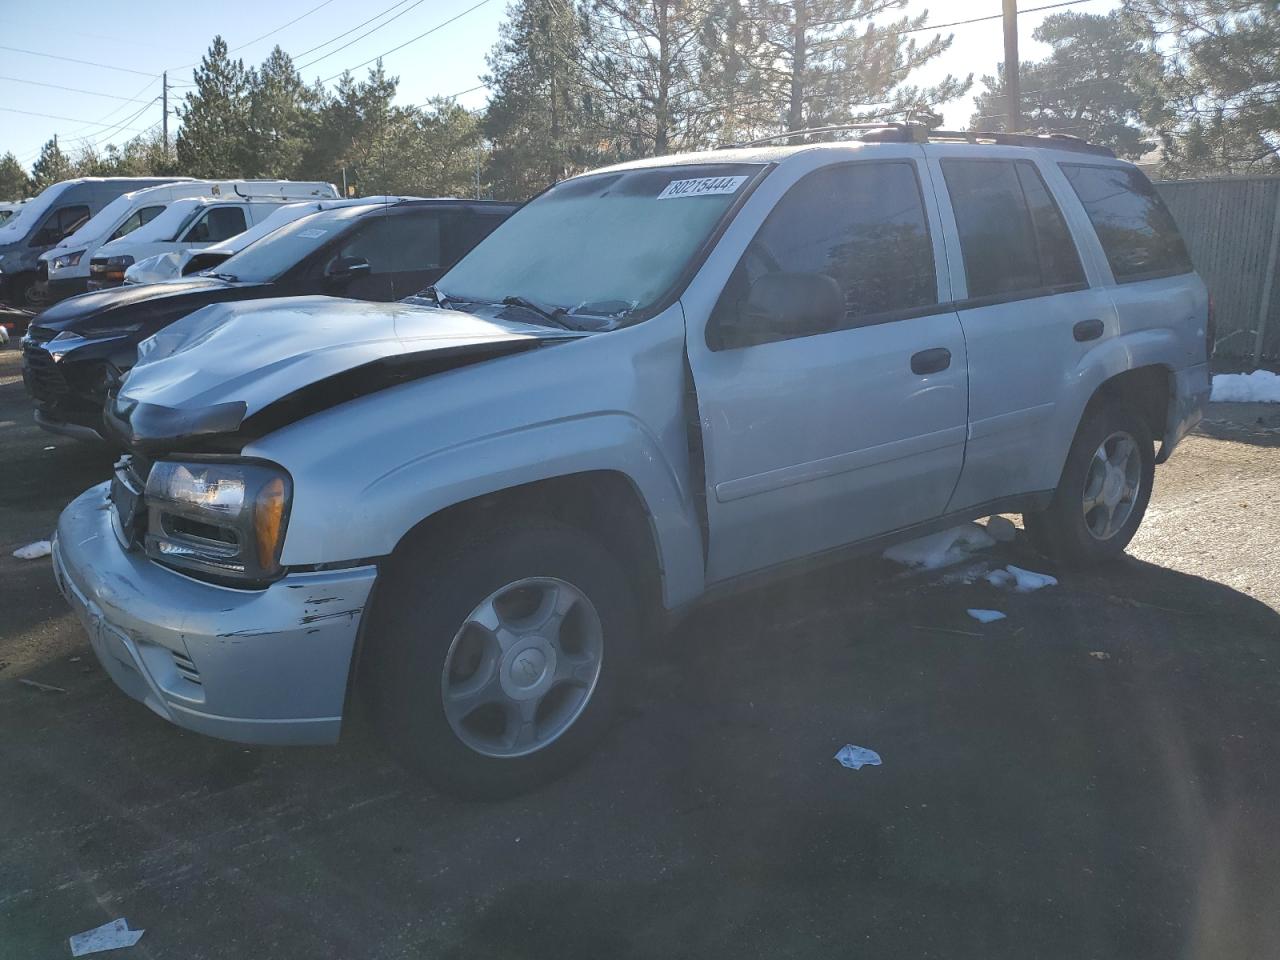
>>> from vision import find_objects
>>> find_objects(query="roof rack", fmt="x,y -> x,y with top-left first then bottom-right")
719,123 -> 1115,158
925,129 -> 1116,157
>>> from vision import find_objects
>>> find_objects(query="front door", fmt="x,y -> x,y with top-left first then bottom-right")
686,158 -> 970,583
336,210 -> 447,301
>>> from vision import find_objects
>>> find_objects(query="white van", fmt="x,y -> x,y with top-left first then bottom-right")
122,196 -> 401,286
87,182 -> 339,289
39,181 -> 333,302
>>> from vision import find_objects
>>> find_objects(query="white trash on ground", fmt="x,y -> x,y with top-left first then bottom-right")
834,744 -> 883,770
986,564 -> 1058,593
1211,370 -> 1280,404
70,918 -> 145,956
882,523 -> 996,570
984,515 -> 1018,542
12,540 -> 51,560
967,609 -> 1007,623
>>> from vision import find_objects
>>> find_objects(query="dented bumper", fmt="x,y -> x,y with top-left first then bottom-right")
53,482 -> 377,745
1158,361 -> 1211,463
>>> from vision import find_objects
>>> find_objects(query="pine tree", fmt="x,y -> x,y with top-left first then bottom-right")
739,0 -> 971,134
30,139 -> 75,191
483,0 -> 605,199
0,152 -> 32,200
583,0 -> 715,155
971,12 -> 1162,159
175,36 -> 254,177
1125,0 -> 1280,175
247,46 -> 316,178
302,64 -> 400,194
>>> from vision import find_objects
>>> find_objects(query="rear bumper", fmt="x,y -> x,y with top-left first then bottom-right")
53,482 -> 378,745
1158,361 -> 1211,463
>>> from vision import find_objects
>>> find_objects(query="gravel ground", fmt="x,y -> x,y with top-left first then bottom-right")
2,346 -> 1278,960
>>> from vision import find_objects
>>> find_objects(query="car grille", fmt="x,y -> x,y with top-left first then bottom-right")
21,344 -> 68,400
171,651 -> 202,685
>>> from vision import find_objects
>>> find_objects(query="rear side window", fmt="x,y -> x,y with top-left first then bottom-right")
109,205 -> 165,241
942,158 -> 1085,301
1060,164 -> 1191,282
713,161 -> 937,346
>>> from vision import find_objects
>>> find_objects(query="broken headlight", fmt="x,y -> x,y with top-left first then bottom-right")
144,459 -> 292,585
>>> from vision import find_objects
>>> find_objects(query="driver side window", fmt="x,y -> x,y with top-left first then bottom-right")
30,205 -> 90,246
710,161 -> 938,349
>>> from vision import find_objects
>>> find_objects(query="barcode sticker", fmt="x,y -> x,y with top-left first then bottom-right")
657,176 -> 748,200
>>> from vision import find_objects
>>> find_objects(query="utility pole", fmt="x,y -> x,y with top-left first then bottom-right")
1002,0 -> 1021,133
162,71 -> 169,154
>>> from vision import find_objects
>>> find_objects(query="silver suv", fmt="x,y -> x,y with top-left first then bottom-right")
53,130 -> 1211,796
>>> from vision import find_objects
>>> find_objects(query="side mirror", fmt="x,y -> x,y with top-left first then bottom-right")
726,271 -> 845,347
325,255 -> 371,284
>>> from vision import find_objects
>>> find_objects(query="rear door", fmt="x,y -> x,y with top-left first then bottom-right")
687,158 -> 969,582
927,149 -> 1119,509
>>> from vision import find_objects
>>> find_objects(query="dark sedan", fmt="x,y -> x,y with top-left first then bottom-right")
21,199 -> 516,439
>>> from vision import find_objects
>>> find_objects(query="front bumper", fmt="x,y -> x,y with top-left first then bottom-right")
53,482 -> 378,745
47,275 -> 89,302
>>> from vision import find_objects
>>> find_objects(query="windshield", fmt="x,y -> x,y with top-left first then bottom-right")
207,207 -> 363,283
439,163 -> 764,322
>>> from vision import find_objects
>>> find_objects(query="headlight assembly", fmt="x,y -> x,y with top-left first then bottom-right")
144,459 -> 292,584
49,250 -> 85,272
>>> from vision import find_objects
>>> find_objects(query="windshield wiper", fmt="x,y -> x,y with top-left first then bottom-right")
500,295 -> 574,330
207,272 -> 240,283
418,284 -> 453,308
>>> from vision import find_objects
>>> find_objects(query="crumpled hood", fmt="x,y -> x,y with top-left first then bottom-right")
111,296 -> 573,449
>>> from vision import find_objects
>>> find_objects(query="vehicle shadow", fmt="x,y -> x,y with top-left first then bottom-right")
4,535 -> 1280,959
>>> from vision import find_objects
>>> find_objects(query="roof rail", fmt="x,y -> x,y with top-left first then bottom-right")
919,129 -> 1116,157
721,122 -> 925,149
719,123 -> 1115,157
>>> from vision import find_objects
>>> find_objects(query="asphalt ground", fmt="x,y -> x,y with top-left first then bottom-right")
2,345 -> 1279,959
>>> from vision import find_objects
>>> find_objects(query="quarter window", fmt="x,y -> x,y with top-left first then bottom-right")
1060,163 -> 1192,282
713,161 -> 937,346
942,158 -> 1085,300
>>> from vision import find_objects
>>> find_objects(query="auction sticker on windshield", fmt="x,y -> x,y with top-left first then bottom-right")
657,176 -> 749,200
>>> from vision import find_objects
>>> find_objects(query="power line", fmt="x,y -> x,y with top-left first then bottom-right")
895,0 -> 1098,35
297,0 -> 435,70
291,0 -> 423,63
0,75 -> 155,102
317,0 -> 497,84
167,0 -> 343,71
0,44 -> 157,77
1,104 -> 155,132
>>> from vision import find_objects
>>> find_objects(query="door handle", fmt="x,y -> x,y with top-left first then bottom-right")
1073,318 -> 1104,342
911,347 -> 951,375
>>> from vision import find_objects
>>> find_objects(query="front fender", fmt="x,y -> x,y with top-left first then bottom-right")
356,413 -> 705,607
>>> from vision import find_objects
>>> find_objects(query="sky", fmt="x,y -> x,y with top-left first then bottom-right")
0,0 -> 1120,174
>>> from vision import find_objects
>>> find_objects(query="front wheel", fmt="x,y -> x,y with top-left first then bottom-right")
363,517 -> 637,799
1024,401 -> 1155,567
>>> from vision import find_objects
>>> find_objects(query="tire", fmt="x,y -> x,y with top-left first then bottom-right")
362,515 -> 638,799
1023,401 -> 1155,567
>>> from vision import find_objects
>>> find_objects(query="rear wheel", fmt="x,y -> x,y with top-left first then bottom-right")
1024,401 -> 1154,567
363,516 -> 637,798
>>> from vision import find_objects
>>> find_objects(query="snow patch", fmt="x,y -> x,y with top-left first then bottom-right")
1211,370 -> 1280,404
985,564 -> 1058,593
883,523 -> 996,570
12,540 -> 51,560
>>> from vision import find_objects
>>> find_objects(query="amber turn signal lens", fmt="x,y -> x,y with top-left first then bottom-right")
254,476 -> 287,570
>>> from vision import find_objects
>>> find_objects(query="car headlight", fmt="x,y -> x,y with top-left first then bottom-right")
49,250 -> 84,272
144,459 -> 292,584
